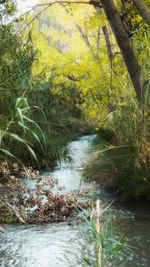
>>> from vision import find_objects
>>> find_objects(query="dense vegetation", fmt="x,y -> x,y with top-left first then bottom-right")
0,0 -> 94,171
0,2 -> 150,267
0,0 -> 150,203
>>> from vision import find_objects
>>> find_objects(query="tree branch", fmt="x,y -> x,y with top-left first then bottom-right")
0,225 -> 5,233
4,201 -> 26,224
132,0 -> 150,27
32,0 -> 102,8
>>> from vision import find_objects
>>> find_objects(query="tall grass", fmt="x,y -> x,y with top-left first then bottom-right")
0,96 -> 45,168
82,200 -> 127,267
84,95 -> 150,200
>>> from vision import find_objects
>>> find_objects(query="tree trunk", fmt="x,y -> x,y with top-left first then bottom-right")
132,0 -> 150,27
102,25 -> 114,61
93,0 -> 143,101
76,24 -> 98,60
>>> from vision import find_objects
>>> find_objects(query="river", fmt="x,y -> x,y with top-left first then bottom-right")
0,135 -> 150,267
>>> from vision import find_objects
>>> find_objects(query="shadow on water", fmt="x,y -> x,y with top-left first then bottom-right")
0,135 -> 150,267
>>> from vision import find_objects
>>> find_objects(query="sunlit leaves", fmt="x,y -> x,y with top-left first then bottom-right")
26,2 -> 132,128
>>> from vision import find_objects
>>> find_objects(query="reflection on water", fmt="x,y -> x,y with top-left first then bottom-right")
0,135 -> 150,267
116,203 -> 150,267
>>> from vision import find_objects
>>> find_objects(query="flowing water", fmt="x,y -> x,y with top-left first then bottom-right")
0,135 -> 150,267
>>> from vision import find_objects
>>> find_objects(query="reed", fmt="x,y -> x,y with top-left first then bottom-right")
82,200 -> 127,267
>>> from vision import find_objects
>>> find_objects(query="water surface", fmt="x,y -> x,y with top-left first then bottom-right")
0,135 -> 150,267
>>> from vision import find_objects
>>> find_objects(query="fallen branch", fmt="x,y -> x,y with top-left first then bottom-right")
0,225 -> 5,233
5,201 -> 26,224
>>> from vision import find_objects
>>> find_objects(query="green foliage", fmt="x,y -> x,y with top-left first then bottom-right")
0,96 -> 46,165
82,208 -> 127,267
0,0 -> 150,198
0,0 -> 16,20
84,98 -> 150,200
0,4 -> 93,169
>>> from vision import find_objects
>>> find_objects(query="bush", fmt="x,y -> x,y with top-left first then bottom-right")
84,101 -> 150,200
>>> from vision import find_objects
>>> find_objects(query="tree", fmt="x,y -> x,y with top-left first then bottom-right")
132,0 -> 150,27
32,0 -> 149,101
94,0 -> 143,101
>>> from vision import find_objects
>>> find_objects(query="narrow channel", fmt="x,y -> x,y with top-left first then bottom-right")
0,135 -> 150,267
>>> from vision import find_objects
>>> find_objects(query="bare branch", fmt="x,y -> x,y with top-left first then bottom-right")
32,0 -> 102,9
96,26 -> 101,59
4,201 -> 26,224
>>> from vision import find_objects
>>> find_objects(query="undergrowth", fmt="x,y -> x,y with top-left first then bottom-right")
84,100 -> 150,200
